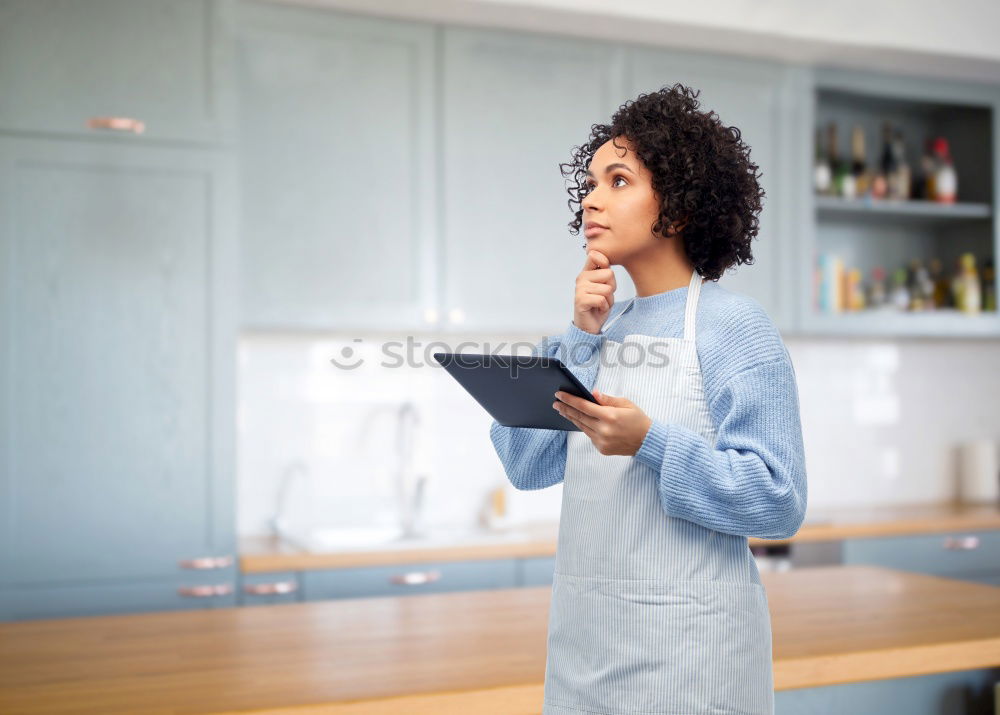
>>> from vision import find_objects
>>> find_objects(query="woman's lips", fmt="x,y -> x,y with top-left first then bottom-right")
584,226 -> 608,237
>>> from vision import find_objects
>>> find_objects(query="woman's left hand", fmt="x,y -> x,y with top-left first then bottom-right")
553,389 -> 653,456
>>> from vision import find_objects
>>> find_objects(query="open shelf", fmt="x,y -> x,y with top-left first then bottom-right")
816,196 -> 991,224
801,70 -> 998,337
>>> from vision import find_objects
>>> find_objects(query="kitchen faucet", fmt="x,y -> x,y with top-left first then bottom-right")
357,400 -> 427,539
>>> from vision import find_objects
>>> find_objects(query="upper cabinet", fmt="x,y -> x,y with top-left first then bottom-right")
0,136 -> 238,620
0,0 -> 234,144
798,67 -> 1000,337
627,48 -> 799,333
440,27 -> 629,335
236,1 -> 438,331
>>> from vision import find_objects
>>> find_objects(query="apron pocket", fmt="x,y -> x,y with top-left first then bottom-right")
545,572 -> 773,714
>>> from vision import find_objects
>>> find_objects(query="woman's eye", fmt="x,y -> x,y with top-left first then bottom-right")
584,175 -> 626,192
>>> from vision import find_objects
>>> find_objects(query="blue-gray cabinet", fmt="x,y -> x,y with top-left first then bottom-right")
301,559 -> 519,601
0,136 -> 238,621
841,530 -> 1000,586
518,556 -> 556,587
236,1 -> 439,332
440,27 -> 629,334
0,0 -> 234,145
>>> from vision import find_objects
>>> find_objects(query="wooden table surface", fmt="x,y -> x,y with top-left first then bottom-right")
2,566 -> 999,714
239,501 -> 1000,572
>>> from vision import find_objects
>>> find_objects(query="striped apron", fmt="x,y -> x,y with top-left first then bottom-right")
542,268 -> 774,714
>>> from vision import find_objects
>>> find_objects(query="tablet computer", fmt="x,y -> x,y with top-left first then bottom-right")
432,352 -> 597,431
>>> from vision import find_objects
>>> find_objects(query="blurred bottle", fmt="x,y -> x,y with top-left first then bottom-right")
889,129 -> 911,200
850,125 -> 871,197
907,259 -> 934,311
928,257 -> 950,308
932,137 -> 957,203
868,266 -> 888,309
913,137 -> 934,200
846,267 -> 866,311
891,267 -> 911,310
954,253 -> 981,313
982,258 -> 996,312
829,123 -> 853,199
814,127 -> 832,195
875,121 -> 895,200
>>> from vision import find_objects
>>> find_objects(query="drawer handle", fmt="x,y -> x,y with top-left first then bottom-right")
179,555 -> 234,570
942,536 -> 980,551
389,570 -> 442,586
243,581 -> 298,595
86,116 -> 146,134
178,584 -> 233,598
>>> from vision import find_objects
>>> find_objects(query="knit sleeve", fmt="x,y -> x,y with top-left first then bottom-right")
489,321 -> 604,490
634,357 -> 808,539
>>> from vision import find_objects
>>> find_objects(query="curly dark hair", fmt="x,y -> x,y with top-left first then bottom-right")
559,83 -> 764,282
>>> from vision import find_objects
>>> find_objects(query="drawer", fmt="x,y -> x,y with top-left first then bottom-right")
518,556 -> 555,587
238,571 -> 302,606
302,559 -> 518,601
841,530 -> 1000,578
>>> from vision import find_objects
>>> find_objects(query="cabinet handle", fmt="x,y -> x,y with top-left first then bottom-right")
942,535 -> 980,550
178,584 -> 233,598
389,570 -> 442,586
243,581 -> 298,595
178,555 -> 234,570
86,116 -> 146,134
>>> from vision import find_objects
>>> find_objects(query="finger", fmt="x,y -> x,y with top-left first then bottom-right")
560,409 -> 597,439
583,249 -> 610,271
554,392 -> 604,420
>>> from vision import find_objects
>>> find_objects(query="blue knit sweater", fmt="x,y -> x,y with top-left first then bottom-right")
489,281 -> 808,541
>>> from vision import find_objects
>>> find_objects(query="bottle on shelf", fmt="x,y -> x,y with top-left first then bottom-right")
982,258 -> 997,312
845,267 -> 866,311
875,121 -> 896,201
928,257 -> 950,309
890,267 -> 911,310
912,137 -> 933,200
868,266 -> 888,309
889,129 -> 911,200
814,127 -> 832,195
907,259 -> 935,311
954,253 -> 981,313
828,123 -> 854,199
931,137 -> 958,203
816,252 -> 844,313
850,125 -> 871,198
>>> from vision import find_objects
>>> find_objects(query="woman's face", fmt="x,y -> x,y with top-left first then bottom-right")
581,136 -> 667,265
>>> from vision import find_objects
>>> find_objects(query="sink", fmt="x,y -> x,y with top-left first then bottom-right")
280,524 -> 533,552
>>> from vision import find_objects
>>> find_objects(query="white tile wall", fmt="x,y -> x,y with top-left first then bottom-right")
237,331 -> 1000,537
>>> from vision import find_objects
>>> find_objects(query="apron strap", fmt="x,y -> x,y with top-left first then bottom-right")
683,269 -> 702,341
600,297 -> 635,335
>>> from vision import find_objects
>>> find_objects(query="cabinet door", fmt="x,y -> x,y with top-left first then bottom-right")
441,27 -> 628,334
0,136 -> 237,620
302,559 -> 519,600
236,2 -> 438,331
518,556 -> 556,587
0,0 -> 233,144
842,530 -> 1000,580
628,49 -> 797,332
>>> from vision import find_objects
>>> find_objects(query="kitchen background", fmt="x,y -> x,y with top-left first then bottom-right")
1,0 -> 999,619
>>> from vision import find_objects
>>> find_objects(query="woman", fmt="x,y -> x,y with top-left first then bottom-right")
489,83 -> 807,714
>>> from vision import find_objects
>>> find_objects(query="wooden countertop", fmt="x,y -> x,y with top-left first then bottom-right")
240,501 -> 1000,573
2,566 -> 999,714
